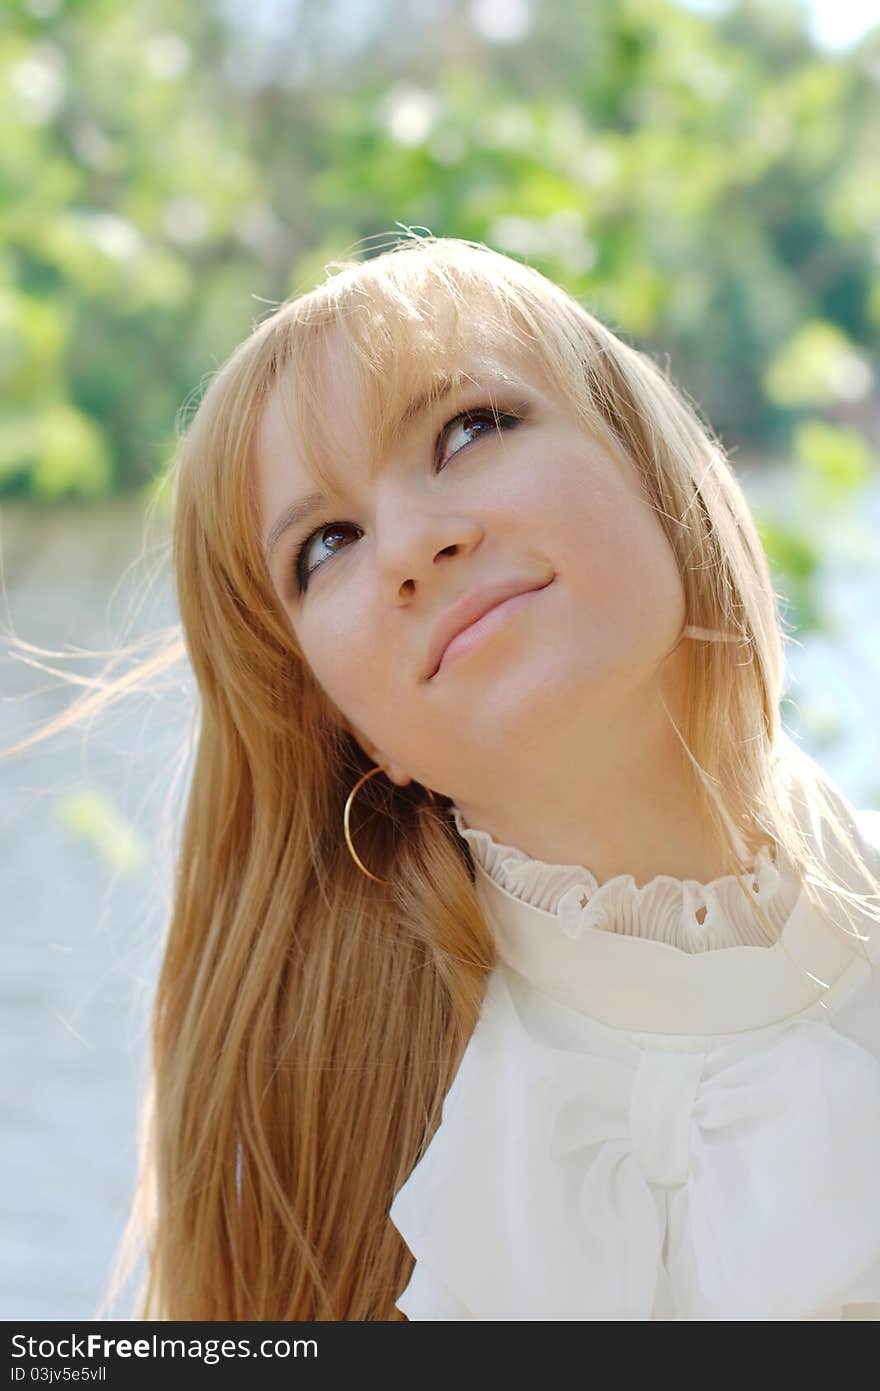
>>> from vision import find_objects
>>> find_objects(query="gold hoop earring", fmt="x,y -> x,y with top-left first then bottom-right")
343,766 -> 437,885
343,766 -> 391,885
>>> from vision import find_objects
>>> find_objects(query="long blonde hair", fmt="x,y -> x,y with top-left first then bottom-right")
5,232 -> 879,1319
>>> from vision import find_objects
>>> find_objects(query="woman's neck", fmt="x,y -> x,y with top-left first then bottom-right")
451,666 -> 762,890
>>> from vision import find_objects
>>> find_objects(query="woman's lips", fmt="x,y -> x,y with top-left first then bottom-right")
432,580 -> 552,677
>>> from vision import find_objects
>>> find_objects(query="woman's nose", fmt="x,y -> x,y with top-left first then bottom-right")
373,501 -> 484,597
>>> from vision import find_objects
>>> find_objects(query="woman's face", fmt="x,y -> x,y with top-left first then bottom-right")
256,325 -> 687,805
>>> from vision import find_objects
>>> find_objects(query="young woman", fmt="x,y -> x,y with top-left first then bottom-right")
17,232 -> 880,1319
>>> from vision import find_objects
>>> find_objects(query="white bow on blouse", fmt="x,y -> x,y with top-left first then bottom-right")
390,962 -> 880,1320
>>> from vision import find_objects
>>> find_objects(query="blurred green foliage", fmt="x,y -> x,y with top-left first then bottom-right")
753,513 -> 823,632
1,0 -> 878,521
56,787 -> 147,873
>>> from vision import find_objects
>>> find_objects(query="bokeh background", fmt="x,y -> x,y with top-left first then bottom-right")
2,0 -> 879,1319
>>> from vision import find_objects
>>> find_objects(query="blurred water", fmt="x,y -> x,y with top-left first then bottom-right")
1,501 -> 189,1321
1,473 -> 878,1320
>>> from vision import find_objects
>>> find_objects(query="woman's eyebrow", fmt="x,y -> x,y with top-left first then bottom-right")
264,493 -> 328,565
386,368 -> 524,446
386,371 -> 457,447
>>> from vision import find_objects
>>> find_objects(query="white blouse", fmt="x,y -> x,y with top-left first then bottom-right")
388,773 -> 880,1321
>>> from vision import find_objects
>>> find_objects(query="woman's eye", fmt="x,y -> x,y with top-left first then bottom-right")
295,521 -> 362,593
294,402 -> 525,593
435,406 -> 523,471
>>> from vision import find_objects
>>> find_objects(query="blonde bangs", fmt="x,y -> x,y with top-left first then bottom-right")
247,235 -> 633,517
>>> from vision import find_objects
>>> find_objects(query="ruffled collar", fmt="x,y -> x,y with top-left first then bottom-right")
451,805 -> 797,953
449,803 -> 878,1036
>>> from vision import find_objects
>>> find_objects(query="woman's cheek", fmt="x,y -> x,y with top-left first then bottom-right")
298,609 -> 361,698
